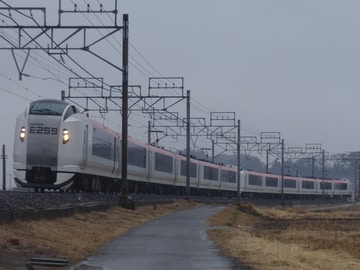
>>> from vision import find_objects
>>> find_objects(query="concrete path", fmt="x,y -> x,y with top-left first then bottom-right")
71,205 -> 237,270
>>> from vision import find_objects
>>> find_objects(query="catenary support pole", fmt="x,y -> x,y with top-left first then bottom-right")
2,144 -> 6,191
212,139 -> 215,163
121,14 -> 129,195
237,120 -> 241,199
186,90 -> 191,198
148,120 -> 151,145
281,139 -> 284,202
322,149 -> 325,200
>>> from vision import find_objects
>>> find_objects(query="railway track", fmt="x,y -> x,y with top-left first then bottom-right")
0,191 -> 117,224
0,191 -> 236,224
1,190 -> 350,224
0,191 -> 170,223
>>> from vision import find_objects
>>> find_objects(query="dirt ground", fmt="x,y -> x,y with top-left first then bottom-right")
2,201 -> 360,270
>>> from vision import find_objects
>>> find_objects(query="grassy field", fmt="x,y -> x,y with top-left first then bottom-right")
0,200 -> 200,269
207,203 -> 360,270
1,201 -> 360,269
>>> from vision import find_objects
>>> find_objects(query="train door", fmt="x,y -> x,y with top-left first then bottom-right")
81,124 -> 88,169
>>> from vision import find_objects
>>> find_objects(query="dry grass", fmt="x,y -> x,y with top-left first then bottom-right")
3,200 -> 360,270
0,200 -> 199,269
207,203 -> 360,270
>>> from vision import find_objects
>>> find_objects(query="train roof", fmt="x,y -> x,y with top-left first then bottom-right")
28,99 -> 73,116
29,99 -> 70,108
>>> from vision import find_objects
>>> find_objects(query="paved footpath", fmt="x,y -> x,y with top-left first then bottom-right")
71,205 -> 238,270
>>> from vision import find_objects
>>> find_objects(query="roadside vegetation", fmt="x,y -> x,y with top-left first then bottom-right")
207,203 -> 360,270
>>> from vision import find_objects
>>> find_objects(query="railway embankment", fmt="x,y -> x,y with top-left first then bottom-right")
0,191 -> 118,224
0,191 -> 351,224
0,191 -> 237,224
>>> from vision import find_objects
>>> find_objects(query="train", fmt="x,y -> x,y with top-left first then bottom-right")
13,99 -> 352,199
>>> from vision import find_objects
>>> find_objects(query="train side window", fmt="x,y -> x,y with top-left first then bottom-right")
220,170 -> 236,183
64,106 -> 77,120
128,143 -> 147,168
284,179 -> 296,188
248,174 -> 262,186
155,152 -> 173,173
180,160 -> 197,177
203,166 -> 218,181
265,176 -> 278,187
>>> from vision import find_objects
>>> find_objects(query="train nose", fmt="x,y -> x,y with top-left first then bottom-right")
26,166 -> 57,185
26,117 -> 61,168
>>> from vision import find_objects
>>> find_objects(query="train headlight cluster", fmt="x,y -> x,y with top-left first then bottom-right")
19,127 -> 26,142
62,129 -> 70,144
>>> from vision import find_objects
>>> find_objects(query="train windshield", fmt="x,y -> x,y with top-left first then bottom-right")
29,100 -> 68,116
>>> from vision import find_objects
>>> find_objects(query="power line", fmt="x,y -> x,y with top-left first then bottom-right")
0,1 -> 266,157
0,85 -> 32,101
0,71 -> 42,98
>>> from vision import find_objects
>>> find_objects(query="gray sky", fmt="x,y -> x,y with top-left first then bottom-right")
1,0 -> 360,186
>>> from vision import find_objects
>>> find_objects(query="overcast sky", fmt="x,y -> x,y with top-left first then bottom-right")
1,0 -> 360,186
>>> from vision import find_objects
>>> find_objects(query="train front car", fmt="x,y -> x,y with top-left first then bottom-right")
13,99 -> 82,191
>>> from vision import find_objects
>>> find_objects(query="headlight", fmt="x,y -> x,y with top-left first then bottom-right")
63,129 -> 70,144
19,127 -> 26,142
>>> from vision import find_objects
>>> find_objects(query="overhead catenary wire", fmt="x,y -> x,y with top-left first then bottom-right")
0,0 -> 267,156
0,1 -> 112,90
0,33 -> 86,98
0,71 -> 42,98
78,0 -> 170,88
0,85 -> 32,101
0,2 -> 117,112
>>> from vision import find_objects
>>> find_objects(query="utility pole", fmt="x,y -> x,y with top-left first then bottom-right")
186,90 -> 191,198
148,120 -> 151,145
121,14 -> 129,195
312,155 -> 315,177
356,163 -> 359,201
259,132 -> 282,173
2,144 -> 6,191
237,120 -> 241,199
212,140 -> 215,163
281,139 -> 284,203
322,149 -> 325,200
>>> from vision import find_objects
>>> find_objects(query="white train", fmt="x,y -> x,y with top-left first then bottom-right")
13,99 -> 352,199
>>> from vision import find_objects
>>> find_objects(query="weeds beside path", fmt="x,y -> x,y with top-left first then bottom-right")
207,203 -> 360,270
0,200 -> 199,269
